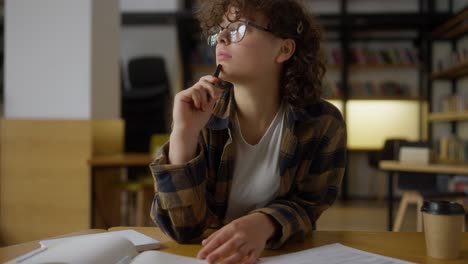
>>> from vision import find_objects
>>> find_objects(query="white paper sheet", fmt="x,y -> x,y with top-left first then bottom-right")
40,230 -> 160,251
260,243 -> 414,264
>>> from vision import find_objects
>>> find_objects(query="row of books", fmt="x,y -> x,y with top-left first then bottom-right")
190,45 -> 421,67
323,80 -> 411,98
440,94 -> 468,112
435,48 -> 468,72
434,136 -> 468,164
327,47 -> 419,66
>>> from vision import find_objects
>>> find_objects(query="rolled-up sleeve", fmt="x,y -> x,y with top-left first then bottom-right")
149,137 -> 209,243
253,120 -> 347,249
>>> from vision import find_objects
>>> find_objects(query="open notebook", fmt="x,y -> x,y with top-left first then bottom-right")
8,234 -> 413,264
39,230 -> 160,251
9,235 -> 203,264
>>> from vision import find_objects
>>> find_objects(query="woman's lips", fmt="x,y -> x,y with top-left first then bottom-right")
217,51 -> 232,60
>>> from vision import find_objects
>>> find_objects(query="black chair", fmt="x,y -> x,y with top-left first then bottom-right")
379,139 -> 466,231
121,56 -> 170,153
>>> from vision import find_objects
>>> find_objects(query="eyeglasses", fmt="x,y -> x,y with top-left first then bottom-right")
207,20 -> 272,47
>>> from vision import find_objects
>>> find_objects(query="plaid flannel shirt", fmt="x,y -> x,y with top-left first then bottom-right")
150,86 -> 346,249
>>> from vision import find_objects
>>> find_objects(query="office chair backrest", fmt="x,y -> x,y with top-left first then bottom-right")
381,139 -> 408,161
128,56 -> 168,89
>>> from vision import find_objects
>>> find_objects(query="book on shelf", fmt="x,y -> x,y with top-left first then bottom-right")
348,81 -> 411,97
327,47 -> 419,66
322,80 -> 343,98
435,48 -> 468,73
440,94 -> 468,112
322,80 -> 411,98
436,136 -> 468,164
323,80 -> 412,98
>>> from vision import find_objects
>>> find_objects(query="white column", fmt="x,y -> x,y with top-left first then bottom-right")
5,0 -> 120,119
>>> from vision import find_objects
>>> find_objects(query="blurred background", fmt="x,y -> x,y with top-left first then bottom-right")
0,0 -> 467,246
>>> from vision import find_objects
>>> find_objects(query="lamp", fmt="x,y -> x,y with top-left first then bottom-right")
346,100 -> 421,150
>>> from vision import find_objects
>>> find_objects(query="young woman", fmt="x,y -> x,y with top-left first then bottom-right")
150,1 -> 346,263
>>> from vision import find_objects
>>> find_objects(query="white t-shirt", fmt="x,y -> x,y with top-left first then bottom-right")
224,104 -> 286,223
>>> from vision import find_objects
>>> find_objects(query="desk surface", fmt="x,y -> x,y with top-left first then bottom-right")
2,227 -> 468,264
110,227 -> 468,264
88,153 -> 153,167
379,160 -> 468,174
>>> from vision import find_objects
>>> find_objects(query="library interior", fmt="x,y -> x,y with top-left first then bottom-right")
1,0 -> 468,263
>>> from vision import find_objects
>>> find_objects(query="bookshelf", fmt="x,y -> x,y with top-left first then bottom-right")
328,64 -> 420,71
429,5 -> 468,166
428,111 -> 468,122
380,160 -> 468,175
121,1 -> 451,200
432,8 -> 468,40
430,60 -> 468,79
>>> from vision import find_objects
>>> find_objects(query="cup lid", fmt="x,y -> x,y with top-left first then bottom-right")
421,200 -> 466,215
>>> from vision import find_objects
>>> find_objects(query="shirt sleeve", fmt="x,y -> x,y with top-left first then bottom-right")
149,133 -> 211,243
252,119 -> 347,249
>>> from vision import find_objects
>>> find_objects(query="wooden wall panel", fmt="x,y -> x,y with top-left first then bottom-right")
0,119 -> 91,245
91,119 -> 124,229
0,119 -> 124,245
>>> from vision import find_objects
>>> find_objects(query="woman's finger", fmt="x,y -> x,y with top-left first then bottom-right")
220,244 -> 250,264
205,237 -> 245,264
198,230 -> 231,260
202,229 -> 220,246
195,87 -> 209,111
200,75 -> 219,84
200,79 -> 223,100
191,88 -> 203,109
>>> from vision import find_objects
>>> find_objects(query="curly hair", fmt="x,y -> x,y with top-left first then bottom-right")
195,0 -> 326,109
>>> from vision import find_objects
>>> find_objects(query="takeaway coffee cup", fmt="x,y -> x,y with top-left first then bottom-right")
421,200 -> 466,259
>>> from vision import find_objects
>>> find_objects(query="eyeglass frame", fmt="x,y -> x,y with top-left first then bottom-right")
207,19 -> 273,47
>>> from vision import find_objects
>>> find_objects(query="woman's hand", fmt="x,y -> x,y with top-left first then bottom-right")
197,213 -> 277,264
168,75 -> 223,164
172,75 -> 224,136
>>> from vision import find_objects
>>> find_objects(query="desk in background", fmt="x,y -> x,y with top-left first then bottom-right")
88,153 -> 154,228
379,160 -> 468,231
2,227 -> 468,264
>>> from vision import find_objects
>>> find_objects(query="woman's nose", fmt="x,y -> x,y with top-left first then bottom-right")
216,29 -> 230,46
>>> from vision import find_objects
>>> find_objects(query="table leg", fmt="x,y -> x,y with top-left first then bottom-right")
387,171 -> 394,231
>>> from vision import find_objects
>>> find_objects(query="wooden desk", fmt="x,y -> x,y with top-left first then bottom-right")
88,153 -> 154,227
2,227 -> 468,263
0,229 -> 106,263
89,153 -> 154,167
379,160 -> 468,231
113,226 -> 468,263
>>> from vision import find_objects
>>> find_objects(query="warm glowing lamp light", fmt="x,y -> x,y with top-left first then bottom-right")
346,100 -> 420,150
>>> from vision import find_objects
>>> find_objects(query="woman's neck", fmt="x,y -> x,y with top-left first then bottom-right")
232,78 -> 281,144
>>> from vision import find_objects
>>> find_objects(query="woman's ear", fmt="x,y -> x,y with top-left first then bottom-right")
276,39 -> 296,63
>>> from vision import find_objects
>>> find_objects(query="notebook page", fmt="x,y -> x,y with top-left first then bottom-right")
260,243 -> 414,264
40,229 -> 160,251
131,251 -> 206,264
21,235 -> 138,264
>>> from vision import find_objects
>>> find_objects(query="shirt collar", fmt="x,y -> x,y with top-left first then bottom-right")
206,85 -> 306,131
